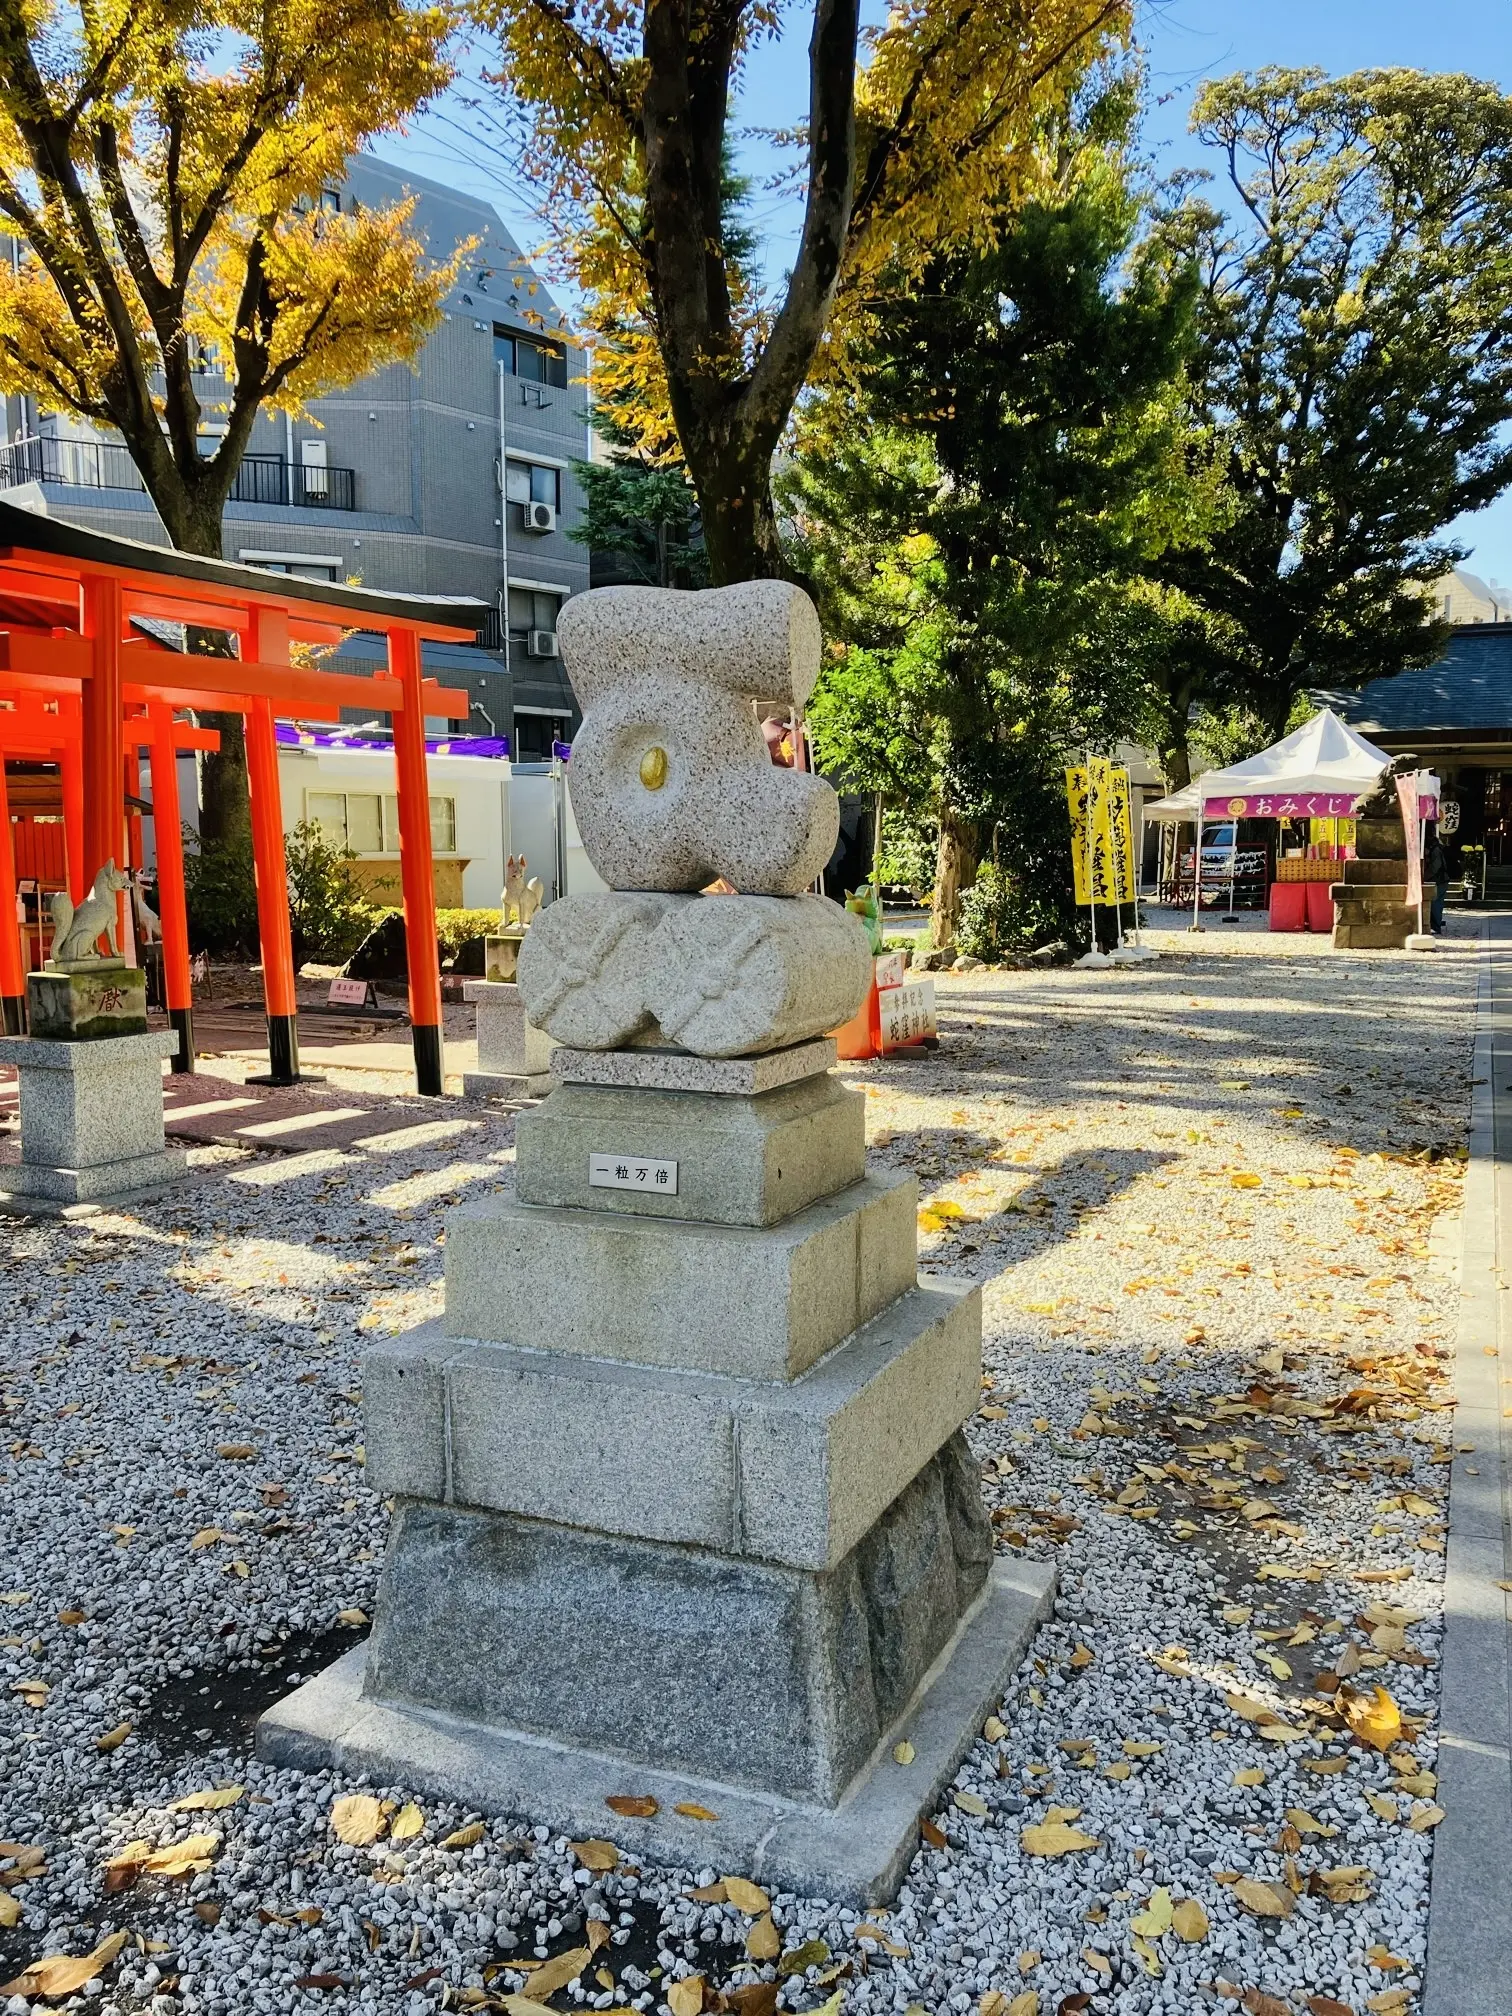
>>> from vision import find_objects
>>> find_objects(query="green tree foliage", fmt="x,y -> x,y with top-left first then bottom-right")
284,820 -> 379,967
180,819 -> 376,963
1151,66 -> 1512,770
789,132 -> 1196,945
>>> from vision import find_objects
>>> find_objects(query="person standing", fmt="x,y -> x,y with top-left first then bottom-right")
1423,822 -> 1450,934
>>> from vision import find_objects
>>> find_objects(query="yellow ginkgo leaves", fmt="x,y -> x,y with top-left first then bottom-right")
330,1795 -> 387,1847
1341,1685 -> 1403,1752
0,1931 -> 128,2000
1020,1809 -> 1098,1857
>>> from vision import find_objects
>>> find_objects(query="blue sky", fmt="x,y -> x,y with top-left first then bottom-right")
375,0 -> 1512,579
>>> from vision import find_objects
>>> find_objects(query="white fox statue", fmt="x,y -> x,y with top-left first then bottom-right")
50,860 -> 128,966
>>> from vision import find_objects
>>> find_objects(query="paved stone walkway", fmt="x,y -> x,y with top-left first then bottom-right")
1425,915 -> 1512,2014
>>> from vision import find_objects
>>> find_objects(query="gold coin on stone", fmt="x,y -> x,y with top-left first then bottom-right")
639,745 -> 669,789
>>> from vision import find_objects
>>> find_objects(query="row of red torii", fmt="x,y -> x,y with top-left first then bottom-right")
0,501 -> 484,1096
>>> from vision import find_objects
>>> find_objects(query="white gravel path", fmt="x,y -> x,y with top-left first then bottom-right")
0,922 -> 1480,2016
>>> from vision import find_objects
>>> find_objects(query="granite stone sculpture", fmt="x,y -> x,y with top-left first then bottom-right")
50,860 -> 128,966
558,580 -> 839,896
518,580 -> 871,1053
260,580 -> 1054,1903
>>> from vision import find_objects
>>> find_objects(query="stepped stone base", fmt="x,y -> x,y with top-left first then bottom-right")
443,1173 -> 918,1381
257,1555 -> 1056,1905
366,1285 -> 981,1571
516,1072 -> 865,1225
461,1068 -> 554,1103
0,1029 -> 184,1207
359,1431 -> 990,1806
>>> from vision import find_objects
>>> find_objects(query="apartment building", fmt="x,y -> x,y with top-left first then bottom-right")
0,158 -> 587,759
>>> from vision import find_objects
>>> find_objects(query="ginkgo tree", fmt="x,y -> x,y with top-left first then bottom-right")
476,0 -> 1132,582
0,0 -> 458,834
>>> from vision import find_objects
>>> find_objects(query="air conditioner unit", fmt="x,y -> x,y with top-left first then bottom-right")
523,500 -> 557,532
528,628 -> 559,658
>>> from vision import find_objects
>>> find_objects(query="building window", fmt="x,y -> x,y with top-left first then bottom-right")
306,790 -> 457,856
504,462 -> 561,511
319,189 -> 341,214
507,587 -> 562,654
492,326 -> 568,388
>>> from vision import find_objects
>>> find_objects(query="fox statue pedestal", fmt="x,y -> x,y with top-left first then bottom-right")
257,583 -> 1055,1902
0,860 -> 185,1209
0,1024 -> 183,1210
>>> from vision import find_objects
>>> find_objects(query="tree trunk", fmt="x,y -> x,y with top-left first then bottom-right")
691,439 -> 787,586
930,803 -> 978,948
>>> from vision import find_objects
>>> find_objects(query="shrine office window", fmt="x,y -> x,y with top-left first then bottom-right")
306,790 -> 457,857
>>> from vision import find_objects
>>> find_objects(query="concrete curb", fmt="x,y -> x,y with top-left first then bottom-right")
1424,918 -> 1512,2014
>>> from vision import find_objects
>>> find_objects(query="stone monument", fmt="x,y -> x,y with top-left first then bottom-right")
0,860 -> 182,1210
461,979 -> 554,1103
463,858 -> 553,1100
259,582 -> 1054,1901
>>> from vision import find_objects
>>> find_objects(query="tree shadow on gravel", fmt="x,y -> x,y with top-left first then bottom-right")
871,1138 -> 1179,1282
900,954 -> 1476,1163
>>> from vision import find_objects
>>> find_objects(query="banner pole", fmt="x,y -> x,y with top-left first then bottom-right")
1190,776 -> 1207,932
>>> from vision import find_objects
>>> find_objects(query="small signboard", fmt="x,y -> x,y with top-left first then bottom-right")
874,949 -> 908,992
328,975 -> 379,1010
589,1153 -> 678,1195
879,977 -> 937,1050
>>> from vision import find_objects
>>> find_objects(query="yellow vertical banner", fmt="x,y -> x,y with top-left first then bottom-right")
1066,761 -> 1135,906
1103,765 -> 1135,903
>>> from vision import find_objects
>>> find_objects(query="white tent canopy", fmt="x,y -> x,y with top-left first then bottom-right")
1144,784 -> 1200,824
1142,711 -> 1393,825
1198,708 -> 1392,809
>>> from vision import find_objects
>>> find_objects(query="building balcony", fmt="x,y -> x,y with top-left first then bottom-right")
0,436 -> 356,511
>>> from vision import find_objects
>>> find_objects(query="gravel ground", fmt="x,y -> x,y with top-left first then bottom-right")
0,921 -> 1481,2016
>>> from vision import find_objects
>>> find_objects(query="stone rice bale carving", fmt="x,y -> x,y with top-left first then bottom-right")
559,582 -> 839,896
645,894 -> 873,1057
517,892 -> 684,1049
518,892 -> 871,1056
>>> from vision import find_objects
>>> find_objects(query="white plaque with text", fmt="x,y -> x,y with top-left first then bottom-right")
589,1152 -> 678,1195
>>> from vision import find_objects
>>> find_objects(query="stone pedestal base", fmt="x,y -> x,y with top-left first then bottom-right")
27,962 -> 147,1040
461,1067 -> 555,1103
258,1556 -> 1055,1905
260,1036 -> 1048,1901
0,1029 -> 184,1209
462,980 -> 553,1103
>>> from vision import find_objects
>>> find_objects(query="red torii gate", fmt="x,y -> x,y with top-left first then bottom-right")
0,501 -> 480,1095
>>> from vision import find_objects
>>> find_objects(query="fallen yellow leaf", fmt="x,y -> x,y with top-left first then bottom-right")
96,1722 -> 132,1754
442,1820 -> 486,1849
666,1975 -> 705,2016
1020,1819 -> 1098,1857
722,1876 -> 769,1915
1123,1740 -> 1162,1758
524,1947 -> 591,1998
1233,1769 -> 1265,1788
0,1930 -> 128,2000
1342,1685 -> 1403,1752
1171,1898 -> 1208,1942
1008,1994 -> 1039,2016
674,1802 -> 718,1821
745,1912 -> 780,1961
572,1839 -> 619,1871
1407,1803 -> 1446,1832
893,1740 -> 916,1766
1129,1887 -> 1173,1937
1284,1808 -> 1336,1838
171,1786 -> 243,1812
389,1803 -> 424,1843
331,1796 -> 386,1847
1234,1877 -> 1293,1919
